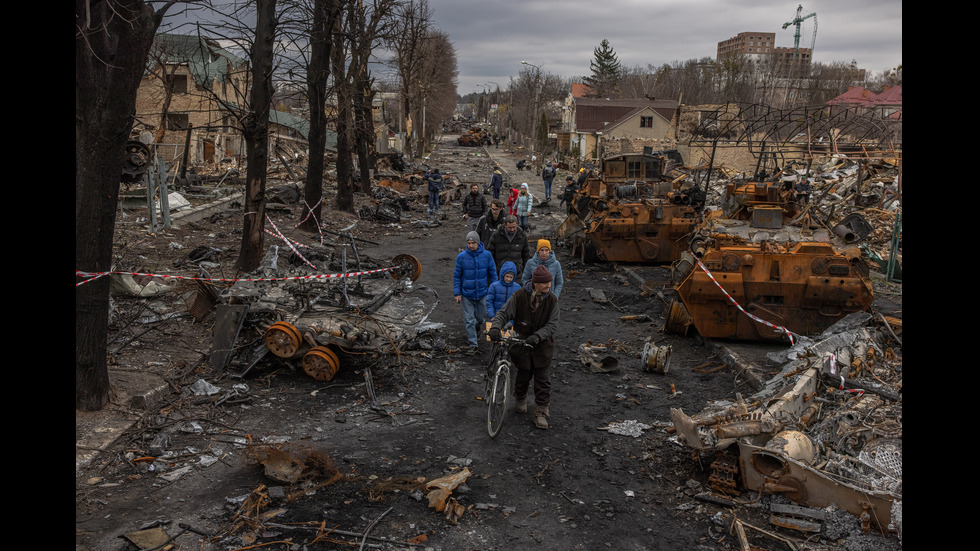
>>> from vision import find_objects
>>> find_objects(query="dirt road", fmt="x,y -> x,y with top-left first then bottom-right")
76,135 -> 900,551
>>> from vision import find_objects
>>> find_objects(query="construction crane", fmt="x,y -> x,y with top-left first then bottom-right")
782,4 -> 817,63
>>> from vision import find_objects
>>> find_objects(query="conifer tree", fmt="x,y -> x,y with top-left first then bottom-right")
583,39 -> 621,98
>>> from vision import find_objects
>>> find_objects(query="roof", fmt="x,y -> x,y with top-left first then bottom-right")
148,34 -> 247,87
573,98 -> 678,132
268,110 -> 338,147
826,86 -> 876,107
871,85 -> 902,106
571,83 -> 595,98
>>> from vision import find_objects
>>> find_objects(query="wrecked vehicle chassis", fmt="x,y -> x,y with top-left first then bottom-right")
220,253 -> 429,380
669,239 -> 874,341
564,151 -> 701,264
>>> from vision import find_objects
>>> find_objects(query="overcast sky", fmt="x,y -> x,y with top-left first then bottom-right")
416,0 -> 902,96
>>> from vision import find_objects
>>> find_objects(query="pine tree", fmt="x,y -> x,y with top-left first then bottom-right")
583,39 -> 622,98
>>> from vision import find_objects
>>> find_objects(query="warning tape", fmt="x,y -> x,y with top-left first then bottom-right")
75,265 -> 398,287
266,215 -> 316,269
297,199 -> 325,245
694,257 -> 797,345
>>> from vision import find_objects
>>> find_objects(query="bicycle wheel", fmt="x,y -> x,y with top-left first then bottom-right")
487,360 -> 510,438
484,342 -> 501,396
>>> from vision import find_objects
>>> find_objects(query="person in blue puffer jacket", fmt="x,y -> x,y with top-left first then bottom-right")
453,231 -> 498,354
521,239 -> 564,297
487,260 -> 521,322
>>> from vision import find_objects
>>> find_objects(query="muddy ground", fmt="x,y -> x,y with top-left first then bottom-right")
75,136 -> 902,551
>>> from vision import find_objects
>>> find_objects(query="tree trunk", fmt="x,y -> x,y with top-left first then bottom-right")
354,74 -> 373,193
332,19 -> 354,212
237,0 -> 278,272
76,0 -> 166,411
300,0 -> 337,232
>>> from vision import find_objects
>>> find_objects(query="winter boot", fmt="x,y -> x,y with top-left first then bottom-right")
534,405 -> 550,429
514,396 -> 527,414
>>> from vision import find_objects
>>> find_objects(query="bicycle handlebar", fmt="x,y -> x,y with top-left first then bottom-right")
493,335 -> 534,348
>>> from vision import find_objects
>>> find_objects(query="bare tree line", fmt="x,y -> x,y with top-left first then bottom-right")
76,0 -> 458,410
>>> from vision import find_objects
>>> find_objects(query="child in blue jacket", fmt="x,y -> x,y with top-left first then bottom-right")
487,260 -> 520,322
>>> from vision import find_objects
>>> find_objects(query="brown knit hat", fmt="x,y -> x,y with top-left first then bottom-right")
531,265 -> 553,283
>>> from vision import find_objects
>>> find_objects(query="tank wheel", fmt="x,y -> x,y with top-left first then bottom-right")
580,239 -> 600,263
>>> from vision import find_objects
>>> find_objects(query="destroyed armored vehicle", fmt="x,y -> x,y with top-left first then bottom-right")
560,150 -> 703,263
457,128 -> 491,147
667,178 -> 874,341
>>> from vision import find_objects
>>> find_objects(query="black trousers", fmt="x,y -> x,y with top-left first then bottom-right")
514,356 -> 551,406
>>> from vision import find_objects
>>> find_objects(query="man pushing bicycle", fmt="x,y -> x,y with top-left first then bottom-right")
489,265 -> 560,430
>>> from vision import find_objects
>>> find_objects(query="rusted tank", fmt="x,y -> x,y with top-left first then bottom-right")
668,180 -> 874,341
561,150 -> 703,263
457,128 -> 491,146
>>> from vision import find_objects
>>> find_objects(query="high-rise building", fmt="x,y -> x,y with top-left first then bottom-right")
717,32 -> 812,76
716,32 -> 776,62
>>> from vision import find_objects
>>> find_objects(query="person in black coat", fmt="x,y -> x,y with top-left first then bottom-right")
462,184 -> 487,232
486,214 -> 531,280
477,199 -> 507,246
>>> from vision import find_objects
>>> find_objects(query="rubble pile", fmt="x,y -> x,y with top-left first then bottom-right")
670,311 -> 902,542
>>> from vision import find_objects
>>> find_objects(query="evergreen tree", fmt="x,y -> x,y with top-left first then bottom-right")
584,39 -> 622,98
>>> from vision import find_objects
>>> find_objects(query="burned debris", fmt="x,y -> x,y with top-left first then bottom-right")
669,314 -> 902,541
213,244 -> 429,380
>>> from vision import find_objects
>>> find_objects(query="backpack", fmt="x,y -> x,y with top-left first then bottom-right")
542,166 -> 555,179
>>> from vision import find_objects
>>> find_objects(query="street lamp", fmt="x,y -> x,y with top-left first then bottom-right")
521,61 -> 543,155
485,81 -> 500,134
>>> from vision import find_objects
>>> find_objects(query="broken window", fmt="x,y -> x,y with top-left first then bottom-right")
167,113 -> 190,130
167,74 -> 188,94
640,116 -> 653,128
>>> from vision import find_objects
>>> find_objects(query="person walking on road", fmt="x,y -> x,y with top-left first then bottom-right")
541,162 -> 556,201
489,264 -> 560,429
560,175 -> 578,214
522,239 -> 564,297
426,168 -> 444,215
477,199 -> 506,246
487,214 -> 531,281
506,186 -> 520,216
462,184 -> 487,233
515,183 -> 533,232
453,231 -> 498,355
486,260 -> 520,323
490,167 -> 504,200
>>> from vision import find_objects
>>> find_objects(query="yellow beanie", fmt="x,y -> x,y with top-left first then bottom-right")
537,239 -> 552,252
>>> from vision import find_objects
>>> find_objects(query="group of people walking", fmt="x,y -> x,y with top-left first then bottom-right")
451,164 -> 566,430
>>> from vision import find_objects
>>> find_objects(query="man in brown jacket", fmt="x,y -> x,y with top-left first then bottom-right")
489,265 -> 560,429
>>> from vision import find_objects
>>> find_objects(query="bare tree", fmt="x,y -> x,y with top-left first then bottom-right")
388,0 -> 432,158
236,0 -> 279,271
76,0 -> 182,411
345,0 -> 399,193
296,0 -> 342,231
415,30 -> 457,149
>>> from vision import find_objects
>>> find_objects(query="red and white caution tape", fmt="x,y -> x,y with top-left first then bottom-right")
297,199 -> 325,245
75,265 -> 398,287
695,257 -> 797,345
266,214 -> 316,269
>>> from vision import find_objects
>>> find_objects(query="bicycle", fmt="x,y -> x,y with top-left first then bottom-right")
485,335 -> 530,438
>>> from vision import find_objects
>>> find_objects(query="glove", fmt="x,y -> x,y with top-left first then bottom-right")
526,334 -> 541,346
489,328 -> 502,342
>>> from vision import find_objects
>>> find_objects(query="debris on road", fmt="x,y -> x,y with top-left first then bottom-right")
668,311 -> 902,536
